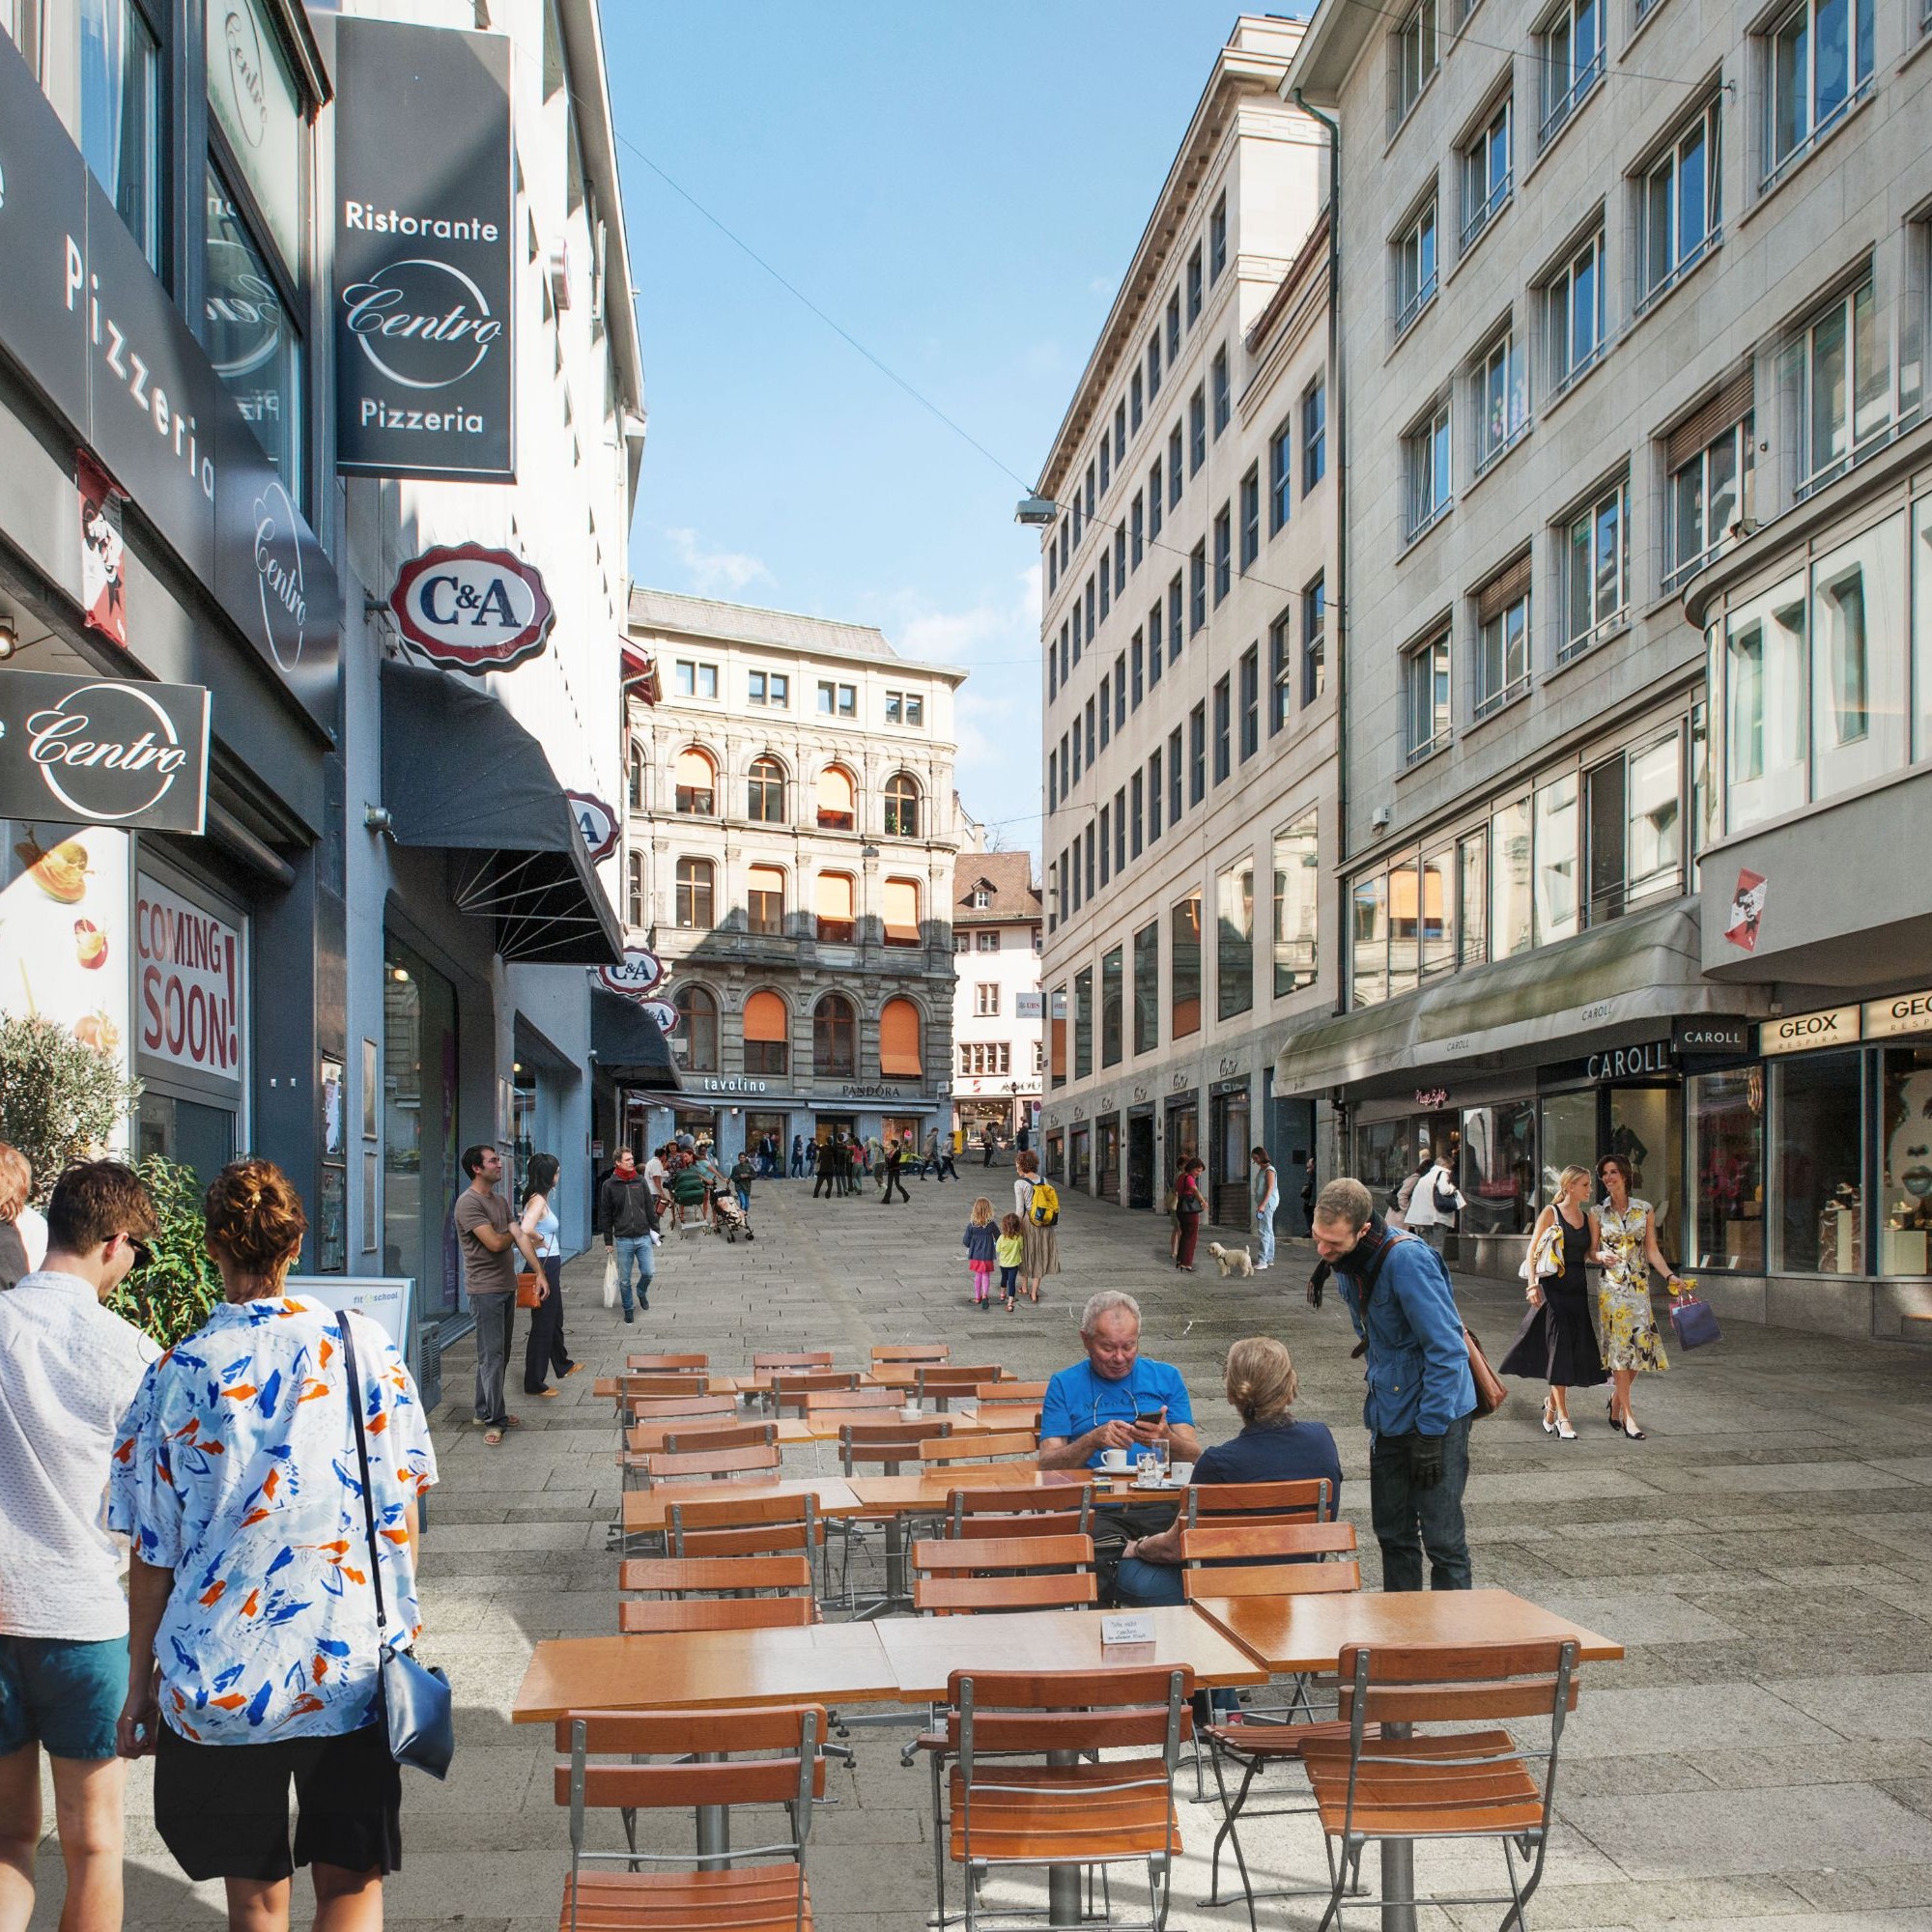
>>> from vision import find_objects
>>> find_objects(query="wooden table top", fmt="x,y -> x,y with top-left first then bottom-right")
511,1623 -> 898,1721
620,1476 -> 863,1532
845,1465 -> 1070,1513
1190,1587 -> 1625,1673
877,1605 -> 1270,1700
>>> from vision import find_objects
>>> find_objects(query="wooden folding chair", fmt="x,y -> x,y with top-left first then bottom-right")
630,1393 -> 738,1421
553,1705 -> 825,1932
623,1416 -> 777,1463
917,1433 -> 1037,1466
632,1440 -> 782,1490
946,1485 -> 1094,1539
833,1421 -> 954,1612
803,1384 -> 900,1415
753,1350 -> 835,1375
626,1351 -> 710,1373
915,1364 -> 1003,1411
616,1552 -> 818,1634
770,1372 -> 861,1417
911,1533 -> 1095,1615
1298,1641 -> 1579,1932
929,1666 -> 1193,1932
872,1344 -> 950,1368
1183,1477 -> 1333,1528
668,1492 -> 827,1588
972,1378 -> 1049,1408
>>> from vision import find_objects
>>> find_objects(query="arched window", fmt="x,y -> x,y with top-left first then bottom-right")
627,738 -> 646,810
747,864 -> 785,936
747,754 -> 786,823
815,764 -> 856,831
743,989 -> 789,1076
879,996 -> 923,1077
813,993 -> 856,1078
674,747 -> 716,815
674,983 -> 719,1071
884,772 -> 922,838
675,857 -> 714,928
814,871 -> 855,943
883,876 -> 921,948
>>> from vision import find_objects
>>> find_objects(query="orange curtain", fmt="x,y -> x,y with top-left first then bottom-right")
879,998 -> 923,1076
883,877 -> 920,943
743,989 -> 787,1042
675,747 -> 713,786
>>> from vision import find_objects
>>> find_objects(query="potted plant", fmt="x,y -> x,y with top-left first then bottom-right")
0,1010 -> 141,1199
112,1154 -> 222,1350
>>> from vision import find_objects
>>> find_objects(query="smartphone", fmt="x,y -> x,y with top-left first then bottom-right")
1135,1407 -> 1166,1425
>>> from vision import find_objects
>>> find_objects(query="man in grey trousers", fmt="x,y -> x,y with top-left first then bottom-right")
453,1144 -> 543,1445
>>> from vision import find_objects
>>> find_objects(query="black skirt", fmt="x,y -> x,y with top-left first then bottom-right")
1500,1267 -> 1607,1386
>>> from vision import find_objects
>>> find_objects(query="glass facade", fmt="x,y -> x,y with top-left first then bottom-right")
1171,894 -> 1202,1037
1216,862 -> 1254,1021
1100,946 -> 1122,1068
1776,1050 -> 1863,1273
1073,966 -> 1094,1081
1689,1065 -> 1765,1271
1881,1046 -> 1932,1275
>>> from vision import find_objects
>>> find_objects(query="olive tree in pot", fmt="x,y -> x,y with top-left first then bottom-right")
0,1010 -> 141,1200
112,1154 -> 222,1349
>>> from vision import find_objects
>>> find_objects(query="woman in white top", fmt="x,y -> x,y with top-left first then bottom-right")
1012,1151 -> 1058,1302
519,1153 -> 576,1398
1403,1152 -> 1465,1251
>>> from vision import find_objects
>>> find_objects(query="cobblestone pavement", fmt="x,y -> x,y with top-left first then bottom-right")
46,1170 -> 1932,1930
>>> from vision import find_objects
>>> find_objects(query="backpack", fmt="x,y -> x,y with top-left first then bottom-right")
1028,1178 -> 1061,1227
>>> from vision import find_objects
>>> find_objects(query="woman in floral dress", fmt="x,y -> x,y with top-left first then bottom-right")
1594,1152 -> 1681,1438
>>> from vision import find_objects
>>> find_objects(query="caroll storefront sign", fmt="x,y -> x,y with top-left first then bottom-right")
332,17 -> 515,481
0,668 -> 210,834
388,543 -> 554,672
595,948 -> 665,1002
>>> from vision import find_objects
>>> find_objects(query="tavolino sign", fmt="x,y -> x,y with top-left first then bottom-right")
332,17 -> 514,481
0,668 -> 210,834
387,543 -> 554,672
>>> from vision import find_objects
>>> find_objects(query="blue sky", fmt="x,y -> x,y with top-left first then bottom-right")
601,3 -> 1297,865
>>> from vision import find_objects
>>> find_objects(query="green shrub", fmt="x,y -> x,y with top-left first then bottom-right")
111,1154 -> 222,1350
0,1011 -> 141,1201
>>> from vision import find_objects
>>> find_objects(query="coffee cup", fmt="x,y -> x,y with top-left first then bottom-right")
1169,1462 -> 1195,1485
900,1404 -> 923,1423
1099,1447 -> 1130,1471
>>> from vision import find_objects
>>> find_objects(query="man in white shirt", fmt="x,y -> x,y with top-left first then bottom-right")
1403,1150 -> 1465,1252
0,1160 -> 160,1932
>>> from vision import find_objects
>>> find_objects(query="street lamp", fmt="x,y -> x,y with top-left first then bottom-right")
1013,494 -> 1059,526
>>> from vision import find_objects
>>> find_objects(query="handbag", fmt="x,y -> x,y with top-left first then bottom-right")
515,1266 -> 544,1311
338,1311 -> 455,1779
1668,1282 -> 1721,1350
1462,1323 -> 1508,1418
1518,1222 -> 1563,1285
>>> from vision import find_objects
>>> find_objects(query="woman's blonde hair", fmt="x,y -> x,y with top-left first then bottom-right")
1555,1164 -> 1593,1198
970,1196 -> 995,1225
1224,1336 -> 1298,1424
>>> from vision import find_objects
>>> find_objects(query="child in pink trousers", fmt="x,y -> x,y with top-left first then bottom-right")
963,1196 -> 999,1307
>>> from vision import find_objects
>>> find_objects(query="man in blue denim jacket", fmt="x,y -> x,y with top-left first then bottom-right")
1312,1177 -> 1476,1592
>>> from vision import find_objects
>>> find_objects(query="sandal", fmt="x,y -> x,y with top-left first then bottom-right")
483,1428 -> 504,1446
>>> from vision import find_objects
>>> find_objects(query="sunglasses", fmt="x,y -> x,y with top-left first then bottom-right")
125,1236 -> 155,1272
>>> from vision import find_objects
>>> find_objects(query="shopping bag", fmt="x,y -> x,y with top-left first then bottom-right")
1668,1285 -> 1721,1350
602,1250 -> 619,1310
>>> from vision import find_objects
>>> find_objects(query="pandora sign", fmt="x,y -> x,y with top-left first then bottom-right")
333,18 -> 514,480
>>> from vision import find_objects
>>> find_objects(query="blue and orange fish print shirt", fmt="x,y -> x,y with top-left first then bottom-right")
107,1295 -> 438,1745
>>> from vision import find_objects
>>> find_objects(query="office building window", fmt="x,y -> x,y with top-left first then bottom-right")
1273,812 -> 1319,994
1396,198 -> 1438,334
1473,327 -> 1529,476
1213,509 -> 1232,604
1638,98 -> 1722,310
1791,273 -> 1889,495
1098,805 -> 1111,886
1169,726 -> 1184,822
747,754 -> 786,822
1462,96 -> 1512,251
207,162 -> 304,503
1172,893 -> 1202,1037
1115,525 -> 1126,587
816,679 -> 857,717
1149,748 -> 1164,841
1099,676 -> 1111,751
1115,652 -> 1127,730
1114,787 -> 1126,874
1189,387 -> 1208,472
1148,329 -> 1162,401
1130,771 -> 1144,858
1187,243 -> 1204,324
1149,602 -> 1164,687
1099,554 -> 1111,621
1169,574 -> 1184,655
1131,630 -> 1145,708
748,670 -> 790,707
1765,0 -> 1872,184
676,984 -> 719,1070
1560,477 -> 1628,661
1131,493 -> 1145,568
1402,633 -> 1451,766
1209,192 -> 1228,281
813,993 -> 857,1077
1403,402 -> 1453,542
1239,646 -> 1260,761
1190,703 -> 1208,802
1547,228 -> 1605,396
813,871 -> 856,943
1189,546 -> 1208,633
747,865 -> 785,937
1474,557 -> 1532,719
1392,0 -> 1437,128
1303,377 -> 1327,492
1166,289 -> 1181,359
1217,861 -> 1255,1021
1131,367 -> 1144,430
1149,461 -> 1163,539
1539,0 -> 1605,149
1170,424 -> 1185,502
1303,576 -> 1327,705
1211,347 -> 1231,435
1050,985 -> 1067,1087
626,850 -> 645,928
1665,389 -> 1753,591
82,0 -> 164,271
1133,920 -> 1159,1054
1269,420 -> 1293,532
674,747 -> 717,816
1074,966 -> 1094,1079
1212,678 -> 1231,784
1269,611 -> 1293,734
815,763 -> 857,830
675,857 -> 714,929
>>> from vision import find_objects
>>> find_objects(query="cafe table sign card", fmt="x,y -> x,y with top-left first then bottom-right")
1101,1611 -> 1156,1646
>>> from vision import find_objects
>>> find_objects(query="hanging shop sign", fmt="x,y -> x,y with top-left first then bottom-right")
0,668 -> 210,834
596,948 -> 665,1002
1760,1004 -> 1861,1057
332,17 -> 515,481
1674,1016 -> 1752,1058
1015,990 -> 1043,1019
135,873 -> 243,1085
566,790 -> 619,863
1725,868 -> 1767,952
639,998 -> 678,1037
387,544 -> 554,672
0,30 -> 337,726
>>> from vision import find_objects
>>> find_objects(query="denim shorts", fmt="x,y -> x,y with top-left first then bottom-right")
0,1633 -> 129,1760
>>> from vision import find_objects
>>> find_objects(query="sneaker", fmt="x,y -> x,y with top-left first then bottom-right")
622,1306 -> 635,1324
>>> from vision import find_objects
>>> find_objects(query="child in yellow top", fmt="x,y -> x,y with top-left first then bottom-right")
996,1213 -> 1026,1313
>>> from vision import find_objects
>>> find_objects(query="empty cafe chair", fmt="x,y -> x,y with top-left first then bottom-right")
910,1533 -> 1095,1616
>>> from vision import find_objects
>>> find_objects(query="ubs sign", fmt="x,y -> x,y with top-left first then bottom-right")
332,18 -> 515,480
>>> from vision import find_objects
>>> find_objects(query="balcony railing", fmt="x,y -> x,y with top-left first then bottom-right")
1762,74 -> 1873,191
1633,225 -> 1721,319
1556,605 -> 1628,666
1395,271 -> 1439,337
1472,671 -> 1531,722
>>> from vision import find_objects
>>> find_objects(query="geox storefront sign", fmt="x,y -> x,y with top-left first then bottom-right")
332,17 -> 515,481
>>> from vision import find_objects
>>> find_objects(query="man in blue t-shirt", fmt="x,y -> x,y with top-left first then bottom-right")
1039,1291 -> 1202,1471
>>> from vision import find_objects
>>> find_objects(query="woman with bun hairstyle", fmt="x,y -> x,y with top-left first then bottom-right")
110,1158 -> 437,1932
519,1152 -> 577,1399
1115,1336 -> 1343,1606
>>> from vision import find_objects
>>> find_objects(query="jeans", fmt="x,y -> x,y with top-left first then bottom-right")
523,1255 -> 570,1393
1255,1205 -> 1277,1268
1368,1411 -> 1474,1592
1114,1556 -> 1186,1606
471,1291 -> 514,1426
613,1235 -> 653,1314
734,1185 -> 751,1212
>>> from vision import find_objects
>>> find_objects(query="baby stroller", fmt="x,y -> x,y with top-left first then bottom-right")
713,1192 -> 753,1242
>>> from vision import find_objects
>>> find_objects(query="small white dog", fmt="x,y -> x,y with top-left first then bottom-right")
1208,1241 -> 1255,1279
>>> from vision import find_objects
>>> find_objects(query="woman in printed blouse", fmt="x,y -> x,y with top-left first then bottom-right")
1594,1152 -> 1678,1439
111,1159 -> 436,1932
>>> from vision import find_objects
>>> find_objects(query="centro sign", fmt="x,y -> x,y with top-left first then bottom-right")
0,668 -> 211,834
388,543 -> 554,673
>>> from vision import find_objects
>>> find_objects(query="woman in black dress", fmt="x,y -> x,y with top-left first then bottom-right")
1502,1163 -> 1607,1438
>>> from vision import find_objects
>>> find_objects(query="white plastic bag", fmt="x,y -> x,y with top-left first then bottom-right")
602,1250 -> 618,1310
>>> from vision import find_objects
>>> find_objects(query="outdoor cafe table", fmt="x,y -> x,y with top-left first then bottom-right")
1195,1588 -> 1625,1932
619,1476 -> 862,1537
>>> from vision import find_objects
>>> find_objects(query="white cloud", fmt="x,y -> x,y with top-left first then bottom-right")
661,526 -> 771,598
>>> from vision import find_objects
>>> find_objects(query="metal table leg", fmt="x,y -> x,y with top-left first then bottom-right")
1380,1720 -> 1416,1931
1046,1747 -> 1081,1924
696,1751 -> 729,1871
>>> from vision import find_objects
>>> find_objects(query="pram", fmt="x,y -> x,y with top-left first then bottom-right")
712,1192 -> 753,1242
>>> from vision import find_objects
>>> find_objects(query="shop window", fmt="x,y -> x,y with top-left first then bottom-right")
1045,1129 -> 1065,1180
1133,922 -> 1159,1055
1272,814 -> 1319,996
746,754 -> 786,823
206,161 -> 304,506
1217,864 -> 1255,1021
1809,513 -> 1907,801
879,998 -> 923,1077
674,748 -> 717,815
1689,1066 -> 1766,1270
1917,499 -> 1932,765
1539,1092 -> 1599,1203
1881,1047 -> 1932,1276
743,989 -> 789,1076
813,870 -> 855,943
1171,893 -> 1202,1037
884,772 -> 922,838
81,0 -> 164,271
675,984 -> 719,1072
1776,1051 -> 1863,1273
812,994 -> 857,1078
1073,966 -> 1094,1080
815,764 -> 857,831
1460,1100 -> 1536,1237
1350,872 -> 1388,1009
882,877 -> 921,948
1101,946 -> 1123,1068
747,864 -> 784,936
674,857 -> 713,929
1049,986 -> 1067,1089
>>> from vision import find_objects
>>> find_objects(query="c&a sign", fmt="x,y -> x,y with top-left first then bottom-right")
388,543 -> 554,673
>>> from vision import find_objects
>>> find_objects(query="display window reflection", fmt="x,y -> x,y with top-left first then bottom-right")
1775,1051 -> 1863,1273
1689,1066 -> 1764,1270
206,163 -> 304,504
1881,1047 -> 1932,1276
1459,1101 -> 1536,1236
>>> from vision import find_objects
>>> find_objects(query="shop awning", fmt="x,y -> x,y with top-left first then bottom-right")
590,989 -> 680,1088
1274,900 -> 1760,1096
381,661 -> 622,965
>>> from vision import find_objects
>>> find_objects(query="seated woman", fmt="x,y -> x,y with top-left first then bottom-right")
1114,1335 -> 1342,1607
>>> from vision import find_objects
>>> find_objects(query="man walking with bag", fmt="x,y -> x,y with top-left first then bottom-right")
599,1149 -> 660,1325
1403,1148 -> 1465,1253
1311,1178 -> 1477,1592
